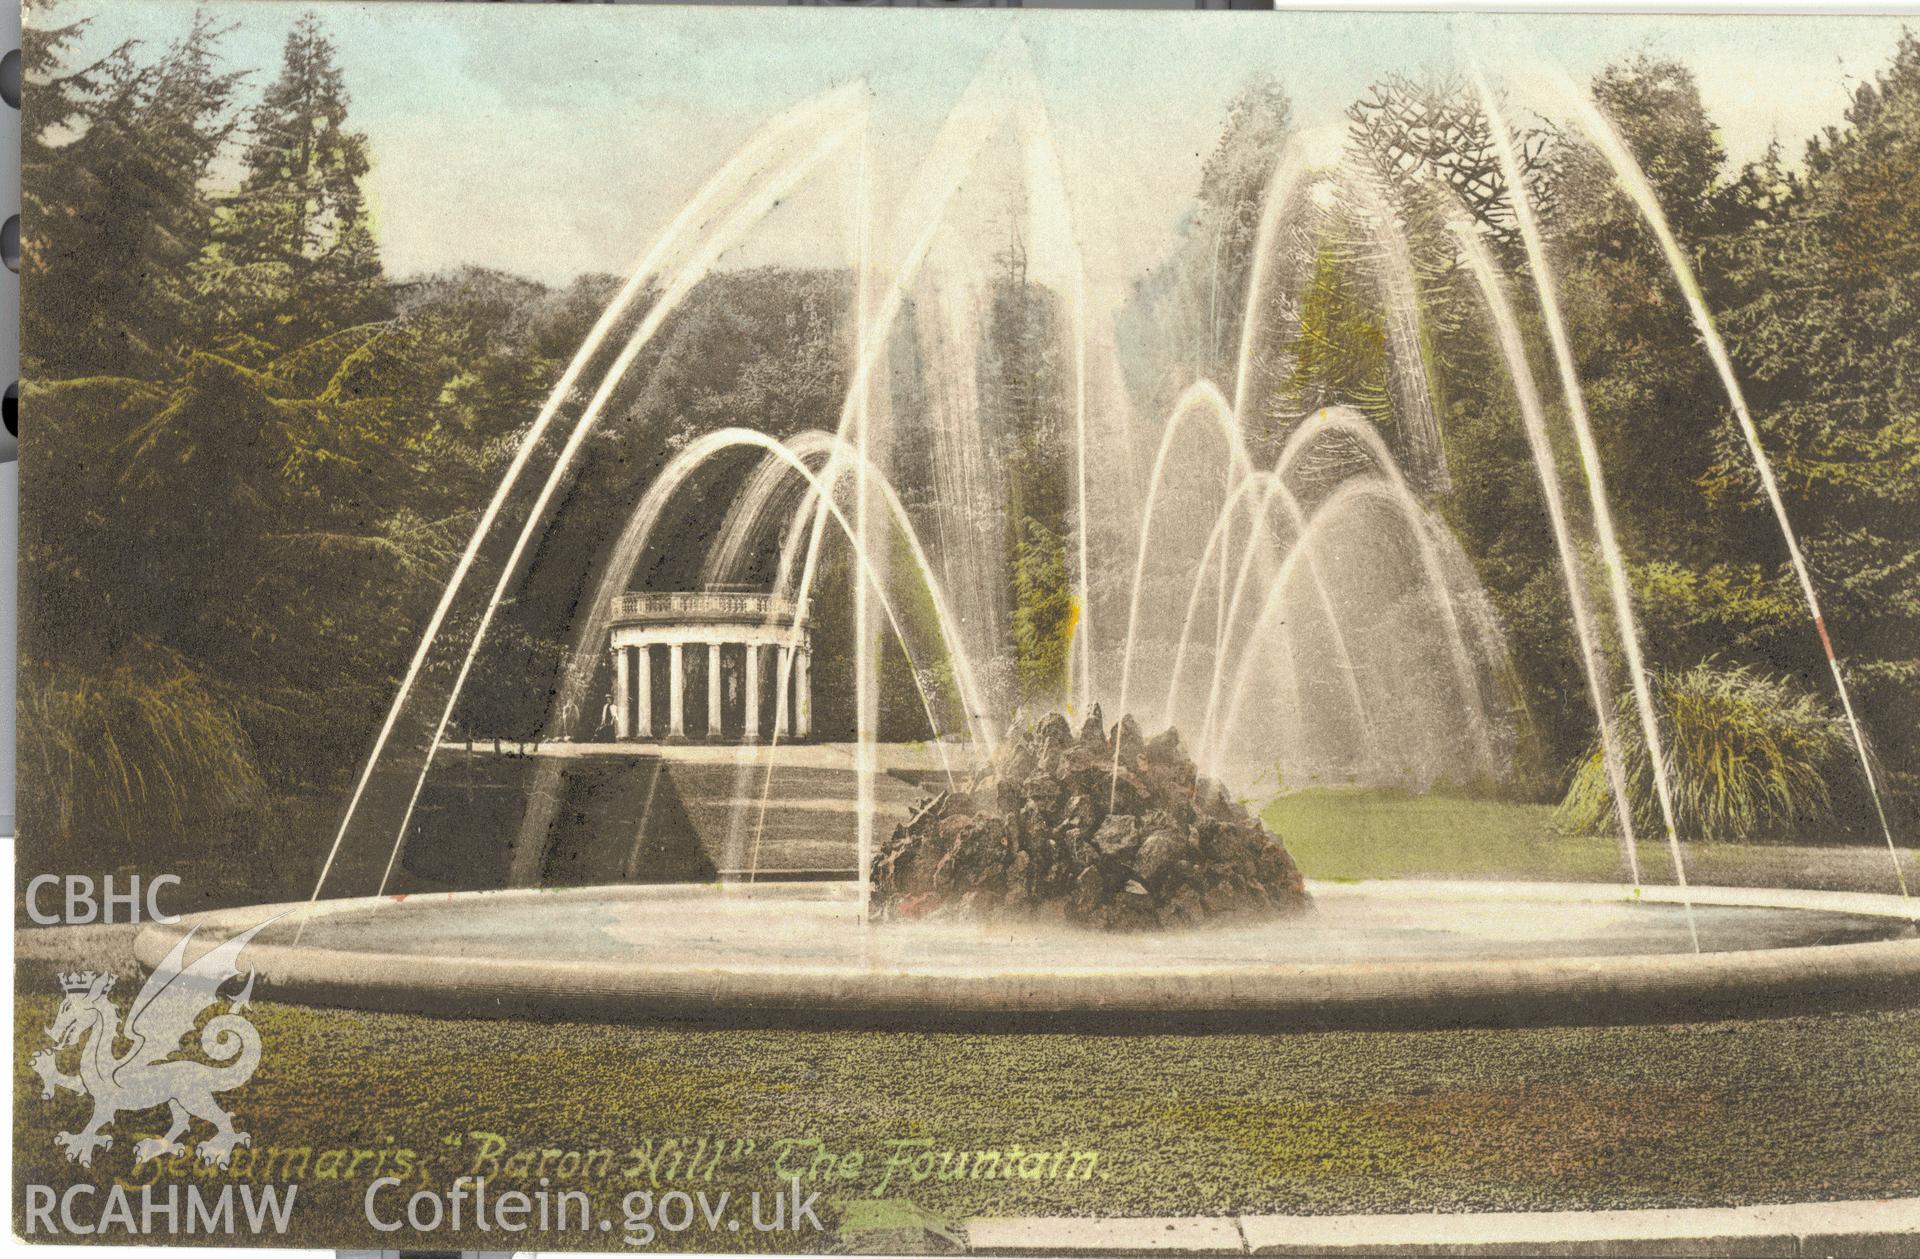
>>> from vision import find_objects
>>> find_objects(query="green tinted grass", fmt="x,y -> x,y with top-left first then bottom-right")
1261,788 -> 1918,892
1261,789 -> 1619,883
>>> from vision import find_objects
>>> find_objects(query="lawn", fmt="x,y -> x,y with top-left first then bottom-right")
1263,787 -> 1920,893
14,994 -> 1920,1252
1262,789 -> 1607,882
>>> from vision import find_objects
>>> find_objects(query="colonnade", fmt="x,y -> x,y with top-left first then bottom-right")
609,633 -> 812,743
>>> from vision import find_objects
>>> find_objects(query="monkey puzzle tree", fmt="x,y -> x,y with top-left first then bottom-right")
1347,73 -> 1554,247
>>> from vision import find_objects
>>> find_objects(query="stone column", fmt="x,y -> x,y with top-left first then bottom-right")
743,643 -> 761,743
706,642 -> 723,739
633,642 -> 653,739
795,647 -> 812,738
777,645 -> 794,737
667,640 -> 686,741
612,645 -> 631,739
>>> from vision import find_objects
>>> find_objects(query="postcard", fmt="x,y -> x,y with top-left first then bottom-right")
15,1 -> 1920,1251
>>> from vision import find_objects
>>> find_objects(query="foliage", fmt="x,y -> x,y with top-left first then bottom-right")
1708,31 -> 1920,791
1123,43 -> 1920,821
19,6 -> 1920,882
1556,662 -> 1858,841
19,649 -> 264,857
22,9 -> 245,377
982,221 -> 1077,710
1330,42 -> 1920,825
198,12 -> 388,357
1347,74 -> 1555,245
1542,55 -> 1751,564
18,16 -> 604,875
1117,75 -> 1295,412
1197,76 -> 1295,329
1282,239 -> 1392,426
1011,518 -> 1073,706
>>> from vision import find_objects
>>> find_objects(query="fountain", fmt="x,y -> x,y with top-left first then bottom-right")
146,40 -> 1919,1031
870,710 -> 1311,931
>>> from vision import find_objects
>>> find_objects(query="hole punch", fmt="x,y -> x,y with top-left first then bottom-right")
0,50 -> 19,109
1,216 -> 16,273
3,383 -> 16,438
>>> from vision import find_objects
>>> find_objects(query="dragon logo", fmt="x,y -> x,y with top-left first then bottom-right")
32,918 -> 276,1169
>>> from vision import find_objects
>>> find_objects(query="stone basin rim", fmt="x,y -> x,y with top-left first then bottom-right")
130,879 -> 1920,1031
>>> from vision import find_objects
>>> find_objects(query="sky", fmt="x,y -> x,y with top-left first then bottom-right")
38,1 -> 1917,288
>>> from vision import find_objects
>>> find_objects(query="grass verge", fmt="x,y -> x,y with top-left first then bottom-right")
13,993 -> 1920,1251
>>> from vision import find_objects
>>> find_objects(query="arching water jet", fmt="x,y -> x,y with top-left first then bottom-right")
1214,476 -> 1491,777
1474,72 -> 1697,945
372,102 -> 871,899
1449,217 -> 1643,882
304,83 -> 870,919
1546,67 -> 1909,906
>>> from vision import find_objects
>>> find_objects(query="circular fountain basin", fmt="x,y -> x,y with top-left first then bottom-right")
134,880 -> 1920,1031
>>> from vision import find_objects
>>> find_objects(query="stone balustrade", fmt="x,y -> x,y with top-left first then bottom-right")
610,591 -> 801,625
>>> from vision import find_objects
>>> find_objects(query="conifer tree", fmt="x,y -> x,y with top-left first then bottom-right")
23,11 -> 241,376
204,13 -> 386,356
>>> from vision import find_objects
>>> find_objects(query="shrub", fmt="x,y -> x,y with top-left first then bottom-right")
20,650 -> 265,854
1556,661 -> 1857,841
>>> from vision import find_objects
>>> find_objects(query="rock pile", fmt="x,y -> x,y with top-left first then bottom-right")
870,708 -> 1310,930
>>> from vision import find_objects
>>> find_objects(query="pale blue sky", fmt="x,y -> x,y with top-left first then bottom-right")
37,1 -> 1917,285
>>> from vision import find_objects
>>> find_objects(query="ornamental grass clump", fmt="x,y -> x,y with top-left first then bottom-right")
20,654 -> 264,845
1556,661 -> 1856,842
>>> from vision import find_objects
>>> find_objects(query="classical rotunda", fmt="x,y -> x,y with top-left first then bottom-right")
606,588 -> 812,743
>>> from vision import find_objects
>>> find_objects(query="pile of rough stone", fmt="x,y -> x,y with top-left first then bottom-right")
870,707 -> 1310,930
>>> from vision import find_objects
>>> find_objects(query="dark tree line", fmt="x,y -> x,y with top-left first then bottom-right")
20,11 -> 610,893
20,10 -> 888,896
